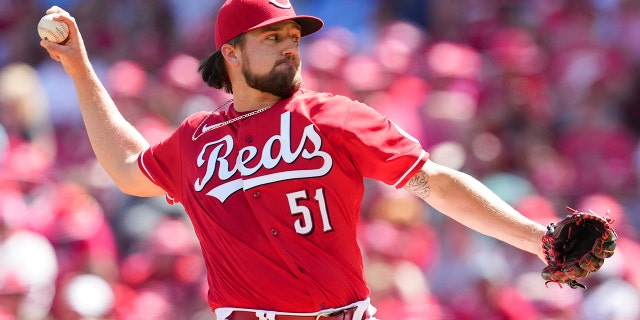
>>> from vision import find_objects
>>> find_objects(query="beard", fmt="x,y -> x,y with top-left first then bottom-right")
242,54 -> 302,98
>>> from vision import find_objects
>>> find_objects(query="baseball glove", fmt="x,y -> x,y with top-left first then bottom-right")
541,207 -> 617,289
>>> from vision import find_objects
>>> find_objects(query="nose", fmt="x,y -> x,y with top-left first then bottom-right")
282,36 -> 300,56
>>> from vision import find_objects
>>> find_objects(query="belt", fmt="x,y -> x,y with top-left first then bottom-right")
226,308 -> 369,320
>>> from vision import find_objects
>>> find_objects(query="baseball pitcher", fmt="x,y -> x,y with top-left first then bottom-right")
40,0 -> 615,319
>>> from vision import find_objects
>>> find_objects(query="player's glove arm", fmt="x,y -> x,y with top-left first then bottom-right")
540,208 -> 617,289
403,159 -> 547,261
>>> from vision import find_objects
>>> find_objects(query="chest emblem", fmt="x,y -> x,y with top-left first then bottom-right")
193,111 -> 332,202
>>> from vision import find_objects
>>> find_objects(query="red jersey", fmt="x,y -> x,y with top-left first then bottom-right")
138,89 -> 428,312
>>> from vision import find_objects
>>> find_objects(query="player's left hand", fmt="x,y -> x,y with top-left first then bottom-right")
540,207 -> 617,289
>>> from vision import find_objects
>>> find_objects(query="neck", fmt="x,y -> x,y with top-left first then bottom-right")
232,88 -> 281,112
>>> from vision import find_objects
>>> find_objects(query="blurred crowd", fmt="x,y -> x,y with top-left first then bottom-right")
1,0 -> 640,319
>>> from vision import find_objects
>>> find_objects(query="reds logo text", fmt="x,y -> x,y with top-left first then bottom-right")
194,111 -> 332,202
269,0 -> 292,9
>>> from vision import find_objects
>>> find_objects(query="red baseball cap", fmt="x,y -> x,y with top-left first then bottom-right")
215,0 -> 324,50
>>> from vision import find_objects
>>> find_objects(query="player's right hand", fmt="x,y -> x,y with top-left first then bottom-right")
39,6 -> 91,79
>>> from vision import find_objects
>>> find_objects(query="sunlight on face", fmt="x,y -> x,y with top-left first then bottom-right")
240,21 -> 303,98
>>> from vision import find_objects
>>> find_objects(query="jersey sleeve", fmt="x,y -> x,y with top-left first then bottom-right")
138,122 -> 186,204
311,94 -> 429,188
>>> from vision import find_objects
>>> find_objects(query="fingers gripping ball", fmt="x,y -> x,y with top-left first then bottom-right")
541,207 -> 617,289
38,14 -> 69,44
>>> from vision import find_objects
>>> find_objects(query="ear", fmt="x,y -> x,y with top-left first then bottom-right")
220,44 -> 240,66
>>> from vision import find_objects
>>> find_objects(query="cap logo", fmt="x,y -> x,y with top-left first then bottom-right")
269,0 -> 292,9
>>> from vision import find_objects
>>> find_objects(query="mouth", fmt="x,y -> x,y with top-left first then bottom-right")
276,58 -> 299,68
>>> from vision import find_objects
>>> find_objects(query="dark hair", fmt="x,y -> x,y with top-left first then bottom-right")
198,34 -> 246,94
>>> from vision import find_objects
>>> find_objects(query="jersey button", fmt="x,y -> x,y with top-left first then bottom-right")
270,228 -> 278,236
253,191 -> 260,198
246,135 -> 253,142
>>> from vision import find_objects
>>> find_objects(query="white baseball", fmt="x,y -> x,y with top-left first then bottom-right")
38,14 -> 69,44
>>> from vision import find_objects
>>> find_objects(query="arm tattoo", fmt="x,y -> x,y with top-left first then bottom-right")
403,170 -> 431,199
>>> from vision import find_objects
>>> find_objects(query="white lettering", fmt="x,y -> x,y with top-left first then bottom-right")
194,111 -> 333,202
237,146 -> 260,175
269,0 -> 292,9
194,136 -> 234,191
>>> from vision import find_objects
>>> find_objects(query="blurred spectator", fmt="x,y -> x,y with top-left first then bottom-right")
59,273 -> 115,319
359,185 -> 442,319
0,182 -> 58,320
26,181 -> 119,319
0,62 -> 56,183
114,215 -> 209,319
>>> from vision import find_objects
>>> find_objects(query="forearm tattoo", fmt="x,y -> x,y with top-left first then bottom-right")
403,170 -> 431,199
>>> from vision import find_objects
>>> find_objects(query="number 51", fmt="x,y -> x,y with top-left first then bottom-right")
286,188 -> 334,235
